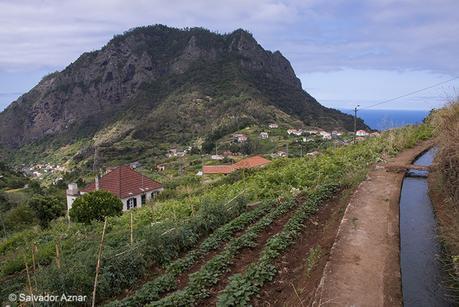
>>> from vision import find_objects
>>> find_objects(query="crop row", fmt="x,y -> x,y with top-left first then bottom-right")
146,198 -> 299,306
108,199 -> 278,306
216,184 -> 339,306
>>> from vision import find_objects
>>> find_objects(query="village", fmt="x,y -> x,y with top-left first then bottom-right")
62,123 -> 378,213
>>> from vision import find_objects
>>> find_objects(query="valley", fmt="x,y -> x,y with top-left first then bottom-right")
0,23 -> 457,307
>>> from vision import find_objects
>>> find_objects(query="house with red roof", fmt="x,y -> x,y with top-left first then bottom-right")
66,165 -> 163,213
202,155 -> 271,175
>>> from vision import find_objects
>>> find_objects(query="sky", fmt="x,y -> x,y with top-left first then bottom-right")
0,0 -> 458,111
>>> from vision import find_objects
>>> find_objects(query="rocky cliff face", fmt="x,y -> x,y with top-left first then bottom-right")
0,25 -> 366,162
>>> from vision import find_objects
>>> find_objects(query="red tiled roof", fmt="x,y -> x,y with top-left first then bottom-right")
81,165 -> 162,199
234,155 -> 271,169
202,155 -> 271,174
202,165 -> 236,174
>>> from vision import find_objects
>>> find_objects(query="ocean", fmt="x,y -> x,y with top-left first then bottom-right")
340,109 -> 430,131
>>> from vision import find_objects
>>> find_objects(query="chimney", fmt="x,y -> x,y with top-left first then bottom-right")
66,183 -> 79,196
95,175 -> 100,191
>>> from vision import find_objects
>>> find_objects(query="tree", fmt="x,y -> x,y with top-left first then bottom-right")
28,196 -> 65,228
4,203 -> 38,231
29,181 -> 43,195
0,191 -> 11,212
70,191 -> 123,224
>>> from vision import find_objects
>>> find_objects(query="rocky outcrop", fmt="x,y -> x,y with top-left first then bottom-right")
0,25 -> 364,153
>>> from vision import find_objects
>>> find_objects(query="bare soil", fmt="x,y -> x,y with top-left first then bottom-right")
252,189 -> 353,307
199,198 -> 302,306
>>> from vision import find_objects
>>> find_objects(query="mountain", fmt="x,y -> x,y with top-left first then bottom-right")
0,25 -> 367,165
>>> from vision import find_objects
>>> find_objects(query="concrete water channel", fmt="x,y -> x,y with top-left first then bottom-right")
400,147 -> 453,306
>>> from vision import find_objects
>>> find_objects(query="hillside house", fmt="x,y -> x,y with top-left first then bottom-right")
66,165 -> 163,214
271,151 -> 287,158
156,164 -> 166,171
320,131 -> 332,140
130,161 -> 142,169
268,123 -> 279,129
233,133 -> 248,143
211,154 -> 225,160
356,130 -> 370,137
287,129 -> 303,136
202,155 -> 271,175
259,132 -> 269,139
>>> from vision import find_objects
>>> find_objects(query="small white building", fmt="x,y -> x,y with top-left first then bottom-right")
211,154 -> 225,160
287,129 -> 303,136
320,131 -> 332,140
66,165 -> 163,214
268,123 -> 279,129
233,133 -> 248,143
259,132 -> 269,139
272,151 -> 287,158
356,130 -> 370,137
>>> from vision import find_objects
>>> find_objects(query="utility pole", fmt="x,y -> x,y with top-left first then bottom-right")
353,105 -> 360,144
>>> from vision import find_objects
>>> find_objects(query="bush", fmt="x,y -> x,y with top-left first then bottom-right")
3,203 -> 37,232
27,195 -> 65,228
70,191 -> 123,223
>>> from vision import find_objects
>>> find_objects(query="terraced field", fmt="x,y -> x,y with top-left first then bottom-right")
104,125 -> 433,306
107,186 -> 337,306
0,123 -> 433,306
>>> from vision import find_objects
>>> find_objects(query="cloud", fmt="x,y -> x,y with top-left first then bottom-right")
1,0 -> 458,75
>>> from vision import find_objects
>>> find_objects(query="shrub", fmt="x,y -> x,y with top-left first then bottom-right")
70,191 -> 123,223
3,203 -> 37,232
27,195 -> 65,228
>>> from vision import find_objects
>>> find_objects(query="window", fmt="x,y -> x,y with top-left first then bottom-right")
127,197 -> 137,209
141,194 -> 146,205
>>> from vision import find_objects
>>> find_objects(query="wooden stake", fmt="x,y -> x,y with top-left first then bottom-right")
31,243 -> 39,289
130,212 -> 133,245
0,213 -> 7,238
92,218 -> 107,307
191,203 -> 195,216
55,239 -> 62,270
24,257 -> 35,307
31,244 -> 37,272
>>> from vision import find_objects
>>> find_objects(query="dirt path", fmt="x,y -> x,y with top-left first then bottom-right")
312,141 -> 433,307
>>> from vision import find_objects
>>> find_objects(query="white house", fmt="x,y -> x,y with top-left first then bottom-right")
233,133 -> 248,143
268,123 -> 279,129
66,165 -> 163,214
356,130 -> 370,137
287,129 -> 303,136
211,154 -> 225,160
259,132 -> 269,139
320,131 -> 332,140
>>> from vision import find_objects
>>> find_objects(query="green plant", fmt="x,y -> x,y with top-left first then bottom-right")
27,195 -> 65,228
148,199 -> 297,306
110,200 -> 275,307
306,245 -> 322,276
70,191 -> 123,223
217,187 -> 335,306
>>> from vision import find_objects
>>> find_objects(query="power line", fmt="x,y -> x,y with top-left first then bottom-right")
361,76 -> 459,109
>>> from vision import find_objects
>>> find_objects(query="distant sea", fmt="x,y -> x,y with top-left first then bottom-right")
340,109 -> 430,131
